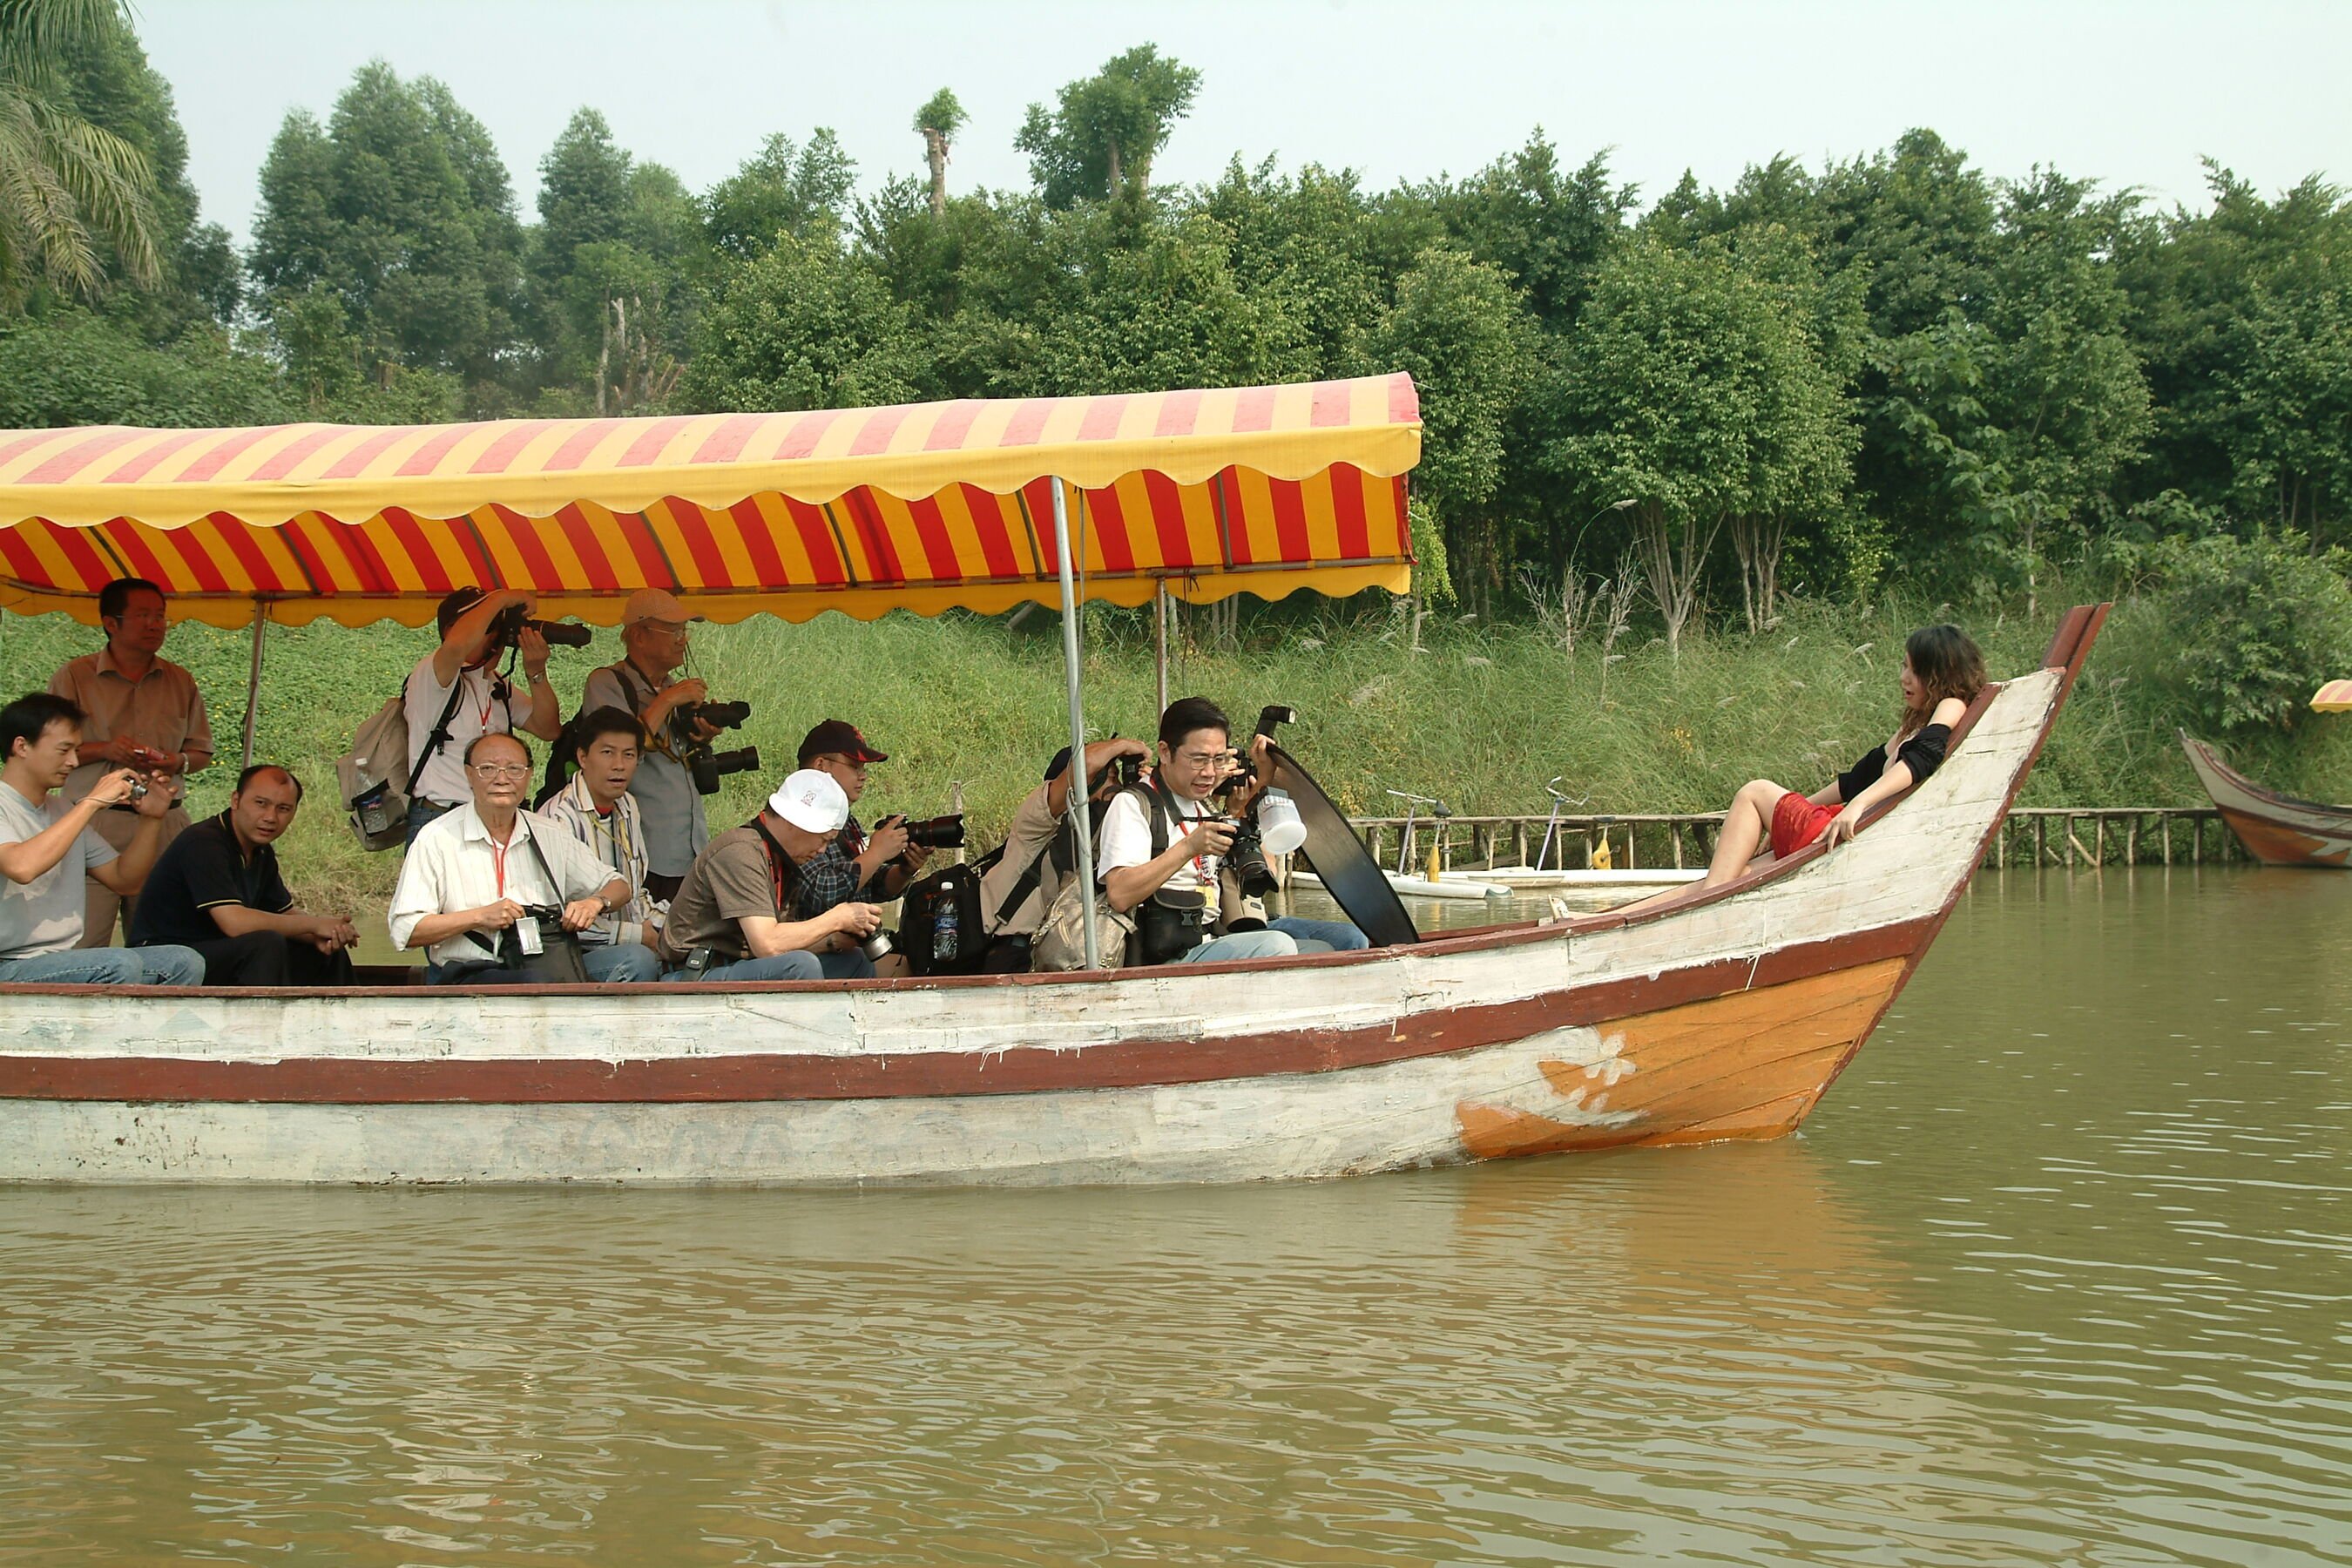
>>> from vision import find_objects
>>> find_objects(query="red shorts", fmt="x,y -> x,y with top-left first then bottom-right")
1770,793 -> 1842,858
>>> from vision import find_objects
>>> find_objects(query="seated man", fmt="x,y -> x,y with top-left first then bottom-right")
1097,697 -> 1298,966
0,693 -> 203,986
536,706 -> 663,961
403,587 -> 565,845
658,769 -> 883,983
977,737 -> 1150,973
792,719 -> 929,922
128,764 -> 360,985
389,733 -> 658,984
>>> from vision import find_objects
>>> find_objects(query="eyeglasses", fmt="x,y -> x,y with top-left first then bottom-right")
468,764 -> 532,780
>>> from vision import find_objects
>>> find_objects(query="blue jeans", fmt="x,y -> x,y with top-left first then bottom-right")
668,949 -> 875,983
582,943 -> 661,983
0,945 -> 206,985
1270,916 -> 1369,953
1179,929 -> 1298,963
406,799 -> 461,847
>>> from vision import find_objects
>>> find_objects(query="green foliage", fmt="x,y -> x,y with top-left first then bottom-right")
1016,44 -> 1200,206
0,308 -> 284,426
679,226 -> 926,412
701,129 -> 855,264
2118,530 -> 2352,735
0,0 -> 160,305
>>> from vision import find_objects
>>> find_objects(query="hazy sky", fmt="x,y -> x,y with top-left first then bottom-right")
142,1 -> 2350,245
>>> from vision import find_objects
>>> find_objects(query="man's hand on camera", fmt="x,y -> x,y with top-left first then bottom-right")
867,816 -> 911,863
474,898 -> 526,932
131,769 -> 172,818
517,625 -> 551,679
832,902 -> 883,938
87,767 -> 143,808
1183,816 -> 1238,859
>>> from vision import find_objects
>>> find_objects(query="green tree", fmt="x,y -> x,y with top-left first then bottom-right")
247,61 -> 524,393
0,308 -> 284,427
0,0 -> 159,306
679,225 -> 926,413
913,89 -> 966,219
702,128 -> 855,264
1016,44 -> 1200,207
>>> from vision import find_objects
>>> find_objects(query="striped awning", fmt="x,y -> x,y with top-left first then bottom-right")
2313,680 -> 2352,713
0,375 -> 1418,628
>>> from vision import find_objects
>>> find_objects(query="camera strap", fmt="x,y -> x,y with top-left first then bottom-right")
405,673 -> 471,799
748,816 -> 800,917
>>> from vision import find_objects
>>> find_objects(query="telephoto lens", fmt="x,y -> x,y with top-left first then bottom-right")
524,618 -> 593,648
902,814 -> 966,850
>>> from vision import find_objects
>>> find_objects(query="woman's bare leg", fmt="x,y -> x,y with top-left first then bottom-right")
1616,779 -> 1790,915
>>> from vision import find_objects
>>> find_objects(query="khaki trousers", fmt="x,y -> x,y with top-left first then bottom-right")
76,803 -> 189,948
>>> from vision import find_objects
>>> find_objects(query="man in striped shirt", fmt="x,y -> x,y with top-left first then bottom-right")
535,707 -> 662,956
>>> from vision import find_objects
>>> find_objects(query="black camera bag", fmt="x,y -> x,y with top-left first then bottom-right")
896,862 -> 985,977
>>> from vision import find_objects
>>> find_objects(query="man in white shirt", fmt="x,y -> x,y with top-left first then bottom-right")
0,692 -> 203,986
535,706 -> 660,956
1097,697 -> 1297,966
403,587 -> 565,845
389,733 -> 657,984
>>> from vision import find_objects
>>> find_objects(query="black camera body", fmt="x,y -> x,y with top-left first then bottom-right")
1208,705 -> 1294,898
673,699 -> 751,733
670,697 -> 757,795
686,744 -> 760,796
486,602 -> 591,649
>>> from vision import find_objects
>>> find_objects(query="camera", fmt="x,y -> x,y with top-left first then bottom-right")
673,699 -> 751,733
887,814 -> 966,850
1223,813 -> 1279,899
686,744 -> 761,796
124,774 -> 149,803
1114,753 -> 1143,787
486,601 -> 591,649
858,929 -> 895,963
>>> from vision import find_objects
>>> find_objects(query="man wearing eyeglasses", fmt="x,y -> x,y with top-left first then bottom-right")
389,733 -> 656,984
46,578 -> 213,947
580,589 -> 711,902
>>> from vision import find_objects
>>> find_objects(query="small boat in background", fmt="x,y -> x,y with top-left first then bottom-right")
2180,732 -> 2352,867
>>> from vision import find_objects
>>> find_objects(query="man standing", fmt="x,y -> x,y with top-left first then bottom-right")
47,577 -> 212,946
794,719 -> 929,922
404,587 -> 564,845
536,706 -> 662,960
389,733 -> 656,984
657,769 -> 882,983
129,764 -> 360,985
0,693 -> 203,985
579,588 -> 710,902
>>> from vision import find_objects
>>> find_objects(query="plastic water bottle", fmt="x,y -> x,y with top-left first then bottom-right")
353,761 -> 390,838
935,883 -> 960,963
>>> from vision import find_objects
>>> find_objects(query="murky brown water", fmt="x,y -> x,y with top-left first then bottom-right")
4,867 -> 2349,1565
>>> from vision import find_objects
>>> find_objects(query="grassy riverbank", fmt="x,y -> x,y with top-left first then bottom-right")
3,593 -> 2344,909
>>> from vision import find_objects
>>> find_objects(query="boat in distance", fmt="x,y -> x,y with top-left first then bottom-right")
2180,732 -> 2352,867
0,607 -> 2108,1187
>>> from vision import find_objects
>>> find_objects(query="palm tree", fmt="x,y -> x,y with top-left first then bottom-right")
913,88 -> 965,219
0,0 -> 159,302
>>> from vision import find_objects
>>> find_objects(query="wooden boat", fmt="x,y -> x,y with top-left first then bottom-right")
1291,867 -> 1510,901
0,389 -> 2102,1184
0,606 -> 2107,1185
2180,733 -> 2352,867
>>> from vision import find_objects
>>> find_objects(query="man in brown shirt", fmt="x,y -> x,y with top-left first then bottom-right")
47,578 -> 213,945
657,768 -> 883,983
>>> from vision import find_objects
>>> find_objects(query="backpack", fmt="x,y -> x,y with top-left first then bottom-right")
336,674 -> 466,852
1029,783 -> 1198,972
895,862 -> 985,977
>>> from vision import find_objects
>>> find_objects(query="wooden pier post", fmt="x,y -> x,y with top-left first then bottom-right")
2035,814 -> 2047,866
1515,821 -> 1528,868
2094,814 -> 2105,868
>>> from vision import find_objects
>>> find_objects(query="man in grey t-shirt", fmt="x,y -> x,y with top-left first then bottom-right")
0,692 -> 203,985
578,588 -> 710,901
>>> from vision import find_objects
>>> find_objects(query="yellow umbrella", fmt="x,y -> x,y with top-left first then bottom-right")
2314,680 -> 2352,713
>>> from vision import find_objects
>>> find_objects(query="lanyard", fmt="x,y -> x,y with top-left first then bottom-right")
490,834 -> 510,898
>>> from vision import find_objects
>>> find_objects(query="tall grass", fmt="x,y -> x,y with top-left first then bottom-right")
3,594 -> 2342,910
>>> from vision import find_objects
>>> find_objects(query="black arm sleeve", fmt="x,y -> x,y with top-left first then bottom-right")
1835,747 -> 1887,805
1893,723 -> 1953,786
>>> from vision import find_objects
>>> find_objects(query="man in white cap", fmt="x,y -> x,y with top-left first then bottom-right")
655,768 -> 885,983
580,587 -> 713,902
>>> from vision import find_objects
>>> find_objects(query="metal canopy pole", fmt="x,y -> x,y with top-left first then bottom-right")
1051,478 -> 1100,970
1152,580 -> 1171,716
239,600 -> 267,772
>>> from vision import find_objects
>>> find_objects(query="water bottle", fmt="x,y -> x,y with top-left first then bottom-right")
352,761 -> 391,839
935,882 -> 960,963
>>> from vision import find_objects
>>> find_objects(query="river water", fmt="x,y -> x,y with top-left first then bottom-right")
3,867 -> 2348,1565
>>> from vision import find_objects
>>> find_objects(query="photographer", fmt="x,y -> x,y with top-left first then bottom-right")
1097,698 -> 1297,965
656,769 -> 882,983
389,733 -> 655,984
578,588 -> 711,901
978,737 -> 1149,973
793,720 -> 932,922
404,588 -> 566,845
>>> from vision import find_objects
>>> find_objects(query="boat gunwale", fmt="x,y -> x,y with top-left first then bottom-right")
2180,731 -> 2352,821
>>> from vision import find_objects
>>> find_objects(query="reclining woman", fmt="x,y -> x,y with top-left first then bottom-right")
1631,625 -> 1986,910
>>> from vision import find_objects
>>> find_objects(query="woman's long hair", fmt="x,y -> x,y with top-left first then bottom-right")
1900,625 -> 1986,735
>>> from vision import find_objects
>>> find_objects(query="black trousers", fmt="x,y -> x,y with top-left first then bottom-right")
979,936 -> 1032,974
173,930 -> 356,987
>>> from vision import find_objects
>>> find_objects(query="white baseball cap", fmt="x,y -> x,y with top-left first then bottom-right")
767,768 -> 849,834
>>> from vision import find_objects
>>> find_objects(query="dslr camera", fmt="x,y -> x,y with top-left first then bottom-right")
485,600 -> 591,650
670,699 -> 760,796
880,813 -> 966,851
1211,706 -> 1300,900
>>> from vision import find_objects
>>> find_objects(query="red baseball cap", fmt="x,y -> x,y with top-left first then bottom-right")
798,719 -> 888,767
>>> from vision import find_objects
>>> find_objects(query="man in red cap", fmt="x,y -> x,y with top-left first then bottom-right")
793,719 -> 929,928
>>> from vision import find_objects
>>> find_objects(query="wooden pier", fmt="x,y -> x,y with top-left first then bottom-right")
1346,806 -> 2246,872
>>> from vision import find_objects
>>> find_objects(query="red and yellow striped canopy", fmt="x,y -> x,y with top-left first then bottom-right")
0,375 -> 1418,629
2313,680 -> 2352,713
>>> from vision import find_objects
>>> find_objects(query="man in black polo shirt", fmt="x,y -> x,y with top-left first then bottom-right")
130,763 -> 360,985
